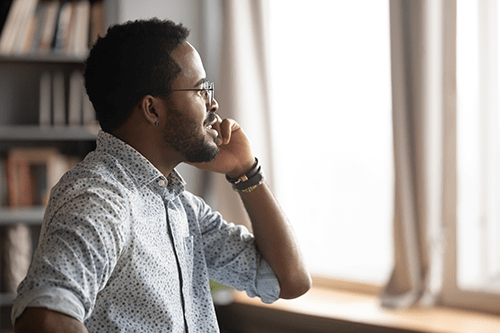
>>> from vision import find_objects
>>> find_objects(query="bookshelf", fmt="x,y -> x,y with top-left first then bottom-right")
0,1 -> 116,330
0,125 -> 99,140
0,206 -> 46,226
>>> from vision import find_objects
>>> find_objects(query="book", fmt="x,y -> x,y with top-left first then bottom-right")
63,0 -> 77,55
68,70 -> 83,125
11,0 -> 38,54
37,0 -> 59,55
6,147 -> 71,207
27,0 -> 49,54
71,0 -> 90,56
0,155 -> 7,207
52,70 -> 66,125
0,0 -> 24,54
19,2 -> 41,54
53,1 -> 74,54
7,152 -> 33,207
89,0 -> 104,47
39,70 -> 52,127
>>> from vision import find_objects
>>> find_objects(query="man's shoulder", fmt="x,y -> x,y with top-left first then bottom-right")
45,152 -> 134,214
62,150 -> 134,189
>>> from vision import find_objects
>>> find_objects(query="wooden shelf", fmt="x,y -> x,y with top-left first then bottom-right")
0,206 -> 45,225
0,54 -> 85,64
0,125 -> 99,141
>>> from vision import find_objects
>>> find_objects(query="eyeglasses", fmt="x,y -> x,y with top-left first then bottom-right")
171,81 -> 215,106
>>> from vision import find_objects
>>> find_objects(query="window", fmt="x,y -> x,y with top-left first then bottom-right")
456,0 -> 500,294
441,0 -> 500,313
268,0 -> 393,285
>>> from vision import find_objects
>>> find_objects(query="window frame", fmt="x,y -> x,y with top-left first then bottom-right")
442,0 -> 500,314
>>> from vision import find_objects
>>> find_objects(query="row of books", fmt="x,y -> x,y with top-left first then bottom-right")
39,69 -> 97,126
0,0 -> 105,57
0,148 -> 79,208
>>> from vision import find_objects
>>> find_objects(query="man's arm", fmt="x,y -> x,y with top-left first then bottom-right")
15,307 -> 89,333
238,181 -> 312,299
193,116 -> 312,299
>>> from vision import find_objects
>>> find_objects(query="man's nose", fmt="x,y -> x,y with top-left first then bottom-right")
209,98 -> 219,113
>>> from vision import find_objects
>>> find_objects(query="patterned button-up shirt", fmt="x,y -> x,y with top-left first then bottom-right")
12,131 -> 280,332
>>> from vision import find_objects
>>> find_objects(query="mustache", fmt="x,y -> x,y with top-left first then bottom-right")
203,112 -> 216,127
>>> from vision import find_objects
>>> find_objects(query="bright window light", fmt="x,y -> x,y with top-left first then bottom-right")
268,0 -> 393,284
457,0 -> 500,293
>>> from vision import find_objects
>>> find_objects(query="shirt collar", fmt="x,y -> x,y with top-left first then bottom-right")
95,131 -> 186,194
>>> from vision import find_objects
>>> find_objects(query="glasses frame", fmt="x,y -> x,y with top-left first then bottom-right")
170,81 -> 215,106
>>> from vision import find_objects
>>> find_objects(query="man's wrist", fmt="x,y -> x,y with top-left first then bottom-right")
226,158 -> 265,193
225,157 -> 258,180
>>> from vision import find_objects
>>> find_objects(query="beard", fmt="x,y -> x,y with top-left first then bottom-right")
163,107 -> 219,163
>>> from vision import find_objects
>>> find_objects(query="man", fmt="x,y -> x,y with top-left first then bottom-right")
12,18 -> 311,332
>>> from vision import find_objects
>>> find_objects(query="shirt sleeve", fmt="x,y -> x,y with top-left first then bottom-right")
194,196 -> 281,304
11,182 -> 130,325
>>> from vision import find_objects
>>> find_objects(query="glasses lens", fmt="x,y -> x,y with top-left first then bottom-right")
204,82 -> 214,105
209,82 -> 214,105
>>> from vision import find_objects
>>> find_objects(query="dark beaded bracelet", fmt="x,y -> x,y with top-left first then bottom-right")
226,158 -> 265,192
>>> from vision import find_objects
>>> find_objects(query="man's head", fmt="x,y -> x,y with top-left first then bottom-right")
84,18 -> 189,133
85,18 -> 220,166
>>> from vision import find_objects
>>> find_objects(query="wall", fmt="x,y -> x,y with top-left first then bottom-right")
118,0 -> 201,49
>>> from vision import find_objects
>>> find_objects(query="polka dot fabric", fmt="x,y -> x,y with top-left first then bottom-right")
12,131 -> 280,332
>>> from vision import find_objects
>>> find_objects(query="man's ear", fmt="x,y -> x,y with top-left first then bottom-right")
138,95 -> 160,126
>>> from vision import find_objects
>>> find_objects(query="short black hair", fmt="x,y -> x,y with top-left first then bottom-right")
84,18 -> 190,133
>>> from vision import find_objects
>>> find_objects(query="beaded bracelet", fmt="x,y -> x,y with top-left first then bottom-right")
232,177 -> 265,193
226,158 -> 265,192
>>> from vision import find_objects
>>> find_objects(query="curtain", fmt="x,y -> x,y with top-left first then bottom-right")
380,0 -> 454,308
203,0 -> 274,230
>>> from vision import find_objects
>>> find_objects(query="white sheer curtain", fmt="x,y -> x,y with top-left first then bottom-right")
380,0 -> 453,308
203,0 -> 274,229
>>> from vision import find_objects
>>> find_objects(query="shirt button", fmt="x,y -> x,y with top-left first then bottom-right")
158,179 -> 166,186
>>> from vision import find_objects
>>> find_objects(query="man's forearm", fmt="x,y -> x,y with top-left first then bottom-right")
15,307 -> 89,333
239,182 -> 312,299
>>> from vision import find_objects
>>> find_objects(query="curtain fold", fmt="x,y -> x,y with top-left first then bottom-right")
206,0 -> 273,230
380,0 -> 451,308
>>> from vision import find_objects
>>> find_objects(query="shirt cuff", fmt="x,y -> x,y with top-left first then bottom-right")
11,286 -> 86,326
247,258 -> 281,304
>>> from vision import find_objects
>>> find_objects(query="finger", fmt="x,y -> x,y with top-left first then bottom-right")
219,118 -> 232,145
220,118 -> 242,145
211,114 -> 223,145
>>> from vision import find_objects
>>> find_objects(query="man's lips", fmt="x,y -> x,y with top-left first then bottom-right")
204,113 -> 218,138
203,112 -> 217,127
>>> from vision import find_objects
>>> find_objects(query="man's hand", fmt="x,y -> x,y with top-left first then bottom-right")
193,115 -> 255,178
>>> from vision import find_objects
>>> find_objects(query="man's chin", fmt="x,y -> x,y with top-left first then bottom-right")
186,146 -> 219,163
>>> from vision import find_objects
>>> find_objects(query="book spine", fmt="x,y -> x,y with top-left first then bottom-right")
0,0 -> 24,54
52,70 -> 66,126
37,0 -> 59,55
68,70 -> 83,125
39,70 -> 52,126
